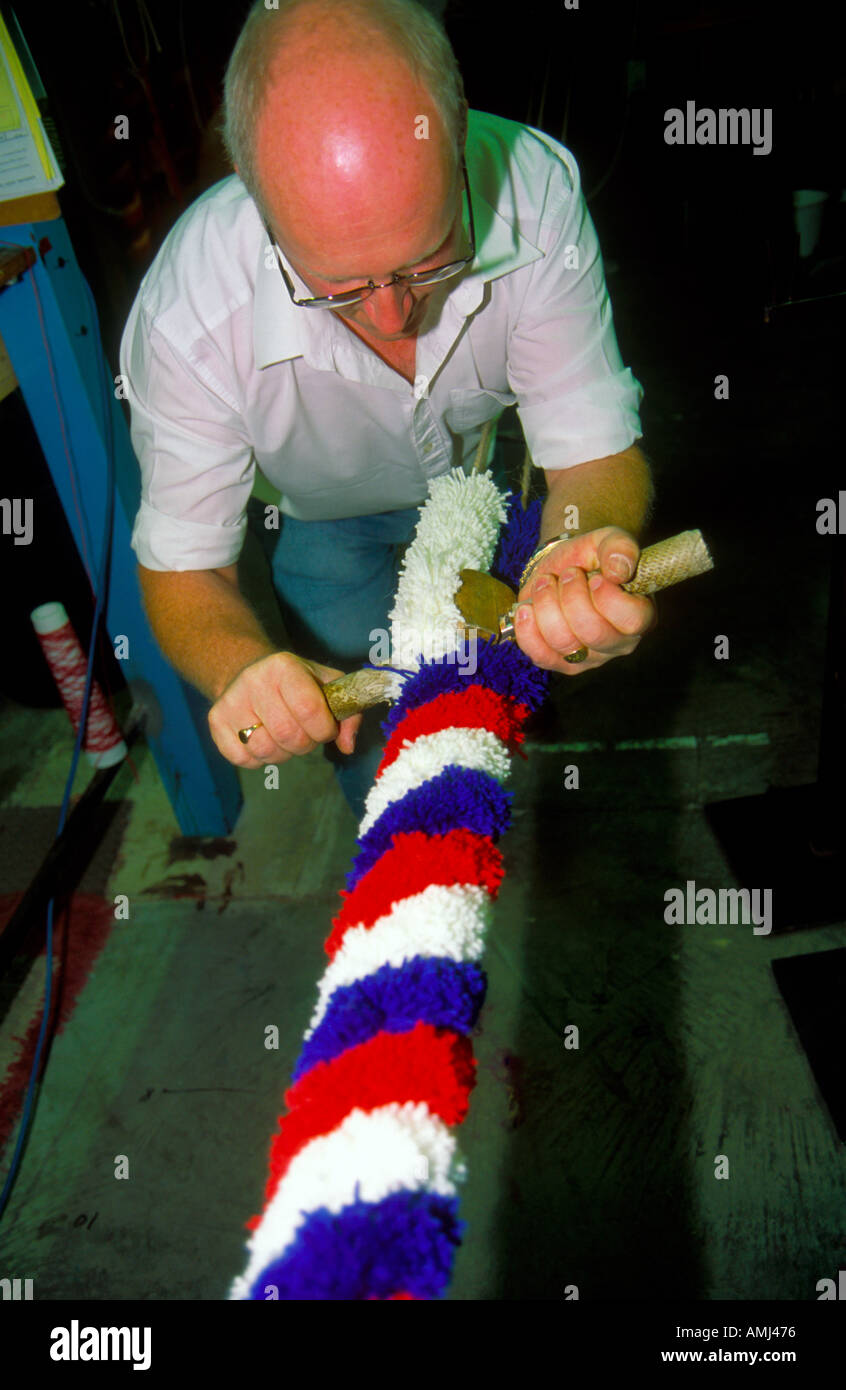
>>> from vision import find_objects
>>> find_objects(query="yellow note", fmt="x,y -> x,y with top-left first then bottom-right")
0,12 -> 53,176
0,50 -> 22,133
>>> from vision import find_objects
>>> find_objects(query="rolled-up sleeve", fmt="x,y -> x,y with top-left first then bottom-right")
121,301 -> 256,572
506,140 -> 643,470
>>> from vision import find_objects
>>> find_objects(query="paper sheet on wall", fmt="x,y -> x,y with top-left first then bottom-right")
0,12 -> 63,202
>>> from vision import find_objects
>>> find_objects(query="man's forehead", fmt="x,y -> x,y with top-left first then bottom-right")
258,45 -> 445,163
269,157 -> 460,281
257,47 -> 453,204
316,215 -> 456,283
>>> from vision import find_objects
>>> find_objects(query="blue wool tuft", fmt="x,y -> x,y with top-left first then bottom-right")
348,767 -> 512,890
491,491 -> 544,590
293,958 -> 487,1082
382,645 -> 549,738
247,1190 -> 465,1299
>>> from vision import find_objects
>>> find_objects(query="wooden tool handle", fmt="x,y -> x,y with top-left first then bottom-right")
322,666 -> 397,720
620,528 -> 713,596
321,528 -> 713,718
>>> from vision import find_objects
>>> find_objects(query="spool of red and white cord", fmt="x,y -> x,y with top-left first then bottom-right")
30,602 -> 127,769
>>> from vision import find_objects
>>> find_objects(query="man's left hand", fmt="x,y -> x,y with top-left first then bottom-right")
512,525 -> 657,675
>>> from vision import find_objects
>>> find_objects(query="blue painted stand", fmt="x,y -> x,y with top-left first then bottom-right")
0,212 -> 242,835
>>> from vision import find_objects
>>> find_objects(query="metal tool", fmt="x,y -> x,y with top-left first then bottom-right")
237,527 -> 714,736
487,528 -> 714,642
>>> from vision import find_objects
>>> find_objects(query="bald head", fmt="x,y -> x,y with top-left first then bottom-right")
254,7 -> 458,285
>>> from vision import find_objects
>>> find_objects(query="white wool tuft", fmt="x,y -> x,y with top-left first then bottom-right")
228,1103 -> 466,1298
304,882 -> 492,1038
359,727 -> 511,836
388,473 -> 508,671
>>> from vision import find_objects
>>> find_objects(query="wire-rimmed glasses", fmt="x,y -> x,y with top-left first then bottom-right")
264,161 -> 475,309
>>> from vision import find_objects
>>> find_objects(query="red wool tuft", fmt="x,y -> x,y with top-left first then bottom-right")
328,829 -> 504,956
260,1023 -> 476,1207
377,687 -> 530,775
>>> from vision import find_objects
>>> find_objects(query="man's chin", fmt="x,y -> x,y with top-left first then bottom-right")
349,323 -> 418,343
375,308 -> 423,337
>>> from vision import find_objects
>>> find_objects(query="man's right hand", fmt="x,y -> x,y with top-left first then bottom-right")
207,651 -> 362,768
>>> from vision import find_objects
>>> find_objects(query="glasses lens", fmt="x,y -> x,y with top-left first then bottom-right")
303,288 -> 368,307
315,290 -> 363,307
411,260 -> 468,286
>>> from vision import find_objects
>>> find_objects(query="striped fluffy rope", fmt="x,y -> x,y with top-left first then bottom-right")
229,476 -> 548,1300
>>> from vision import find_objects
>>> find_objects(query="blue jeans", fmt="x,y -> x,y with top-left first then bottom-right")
270,505 -> 423,819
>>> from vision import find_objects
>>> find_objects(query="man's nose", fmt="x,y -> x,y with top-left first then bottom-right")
360,281 -> 414,332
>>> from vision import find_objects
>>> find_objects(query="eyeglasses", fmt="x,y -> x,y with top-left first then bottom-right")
264,161 -> 475,309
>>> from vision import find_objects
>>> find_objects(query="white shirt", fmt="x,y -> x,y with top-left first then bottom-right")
121,108 -> 643,571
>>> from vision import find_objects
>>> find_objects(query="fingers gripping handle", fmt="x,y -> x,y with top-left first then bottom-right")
321,528 -> 714,718
321,667 -> 396,721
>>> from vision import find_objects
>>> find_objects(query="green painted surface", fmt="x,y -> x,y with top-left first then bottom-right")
1,719 -> 843,1301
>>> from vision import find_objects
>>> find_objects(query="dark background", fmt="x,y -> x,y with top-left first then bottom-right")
11,0 -> 846,349
1,0 -> 844,805
2,0 -> 844,706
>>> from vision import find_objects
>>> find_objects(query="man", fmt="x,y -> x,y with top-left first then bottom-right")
122,0 -> 655,818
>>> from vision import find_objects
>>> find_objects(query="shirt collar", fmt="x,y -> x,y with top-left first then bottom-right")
253,167 -> 544,370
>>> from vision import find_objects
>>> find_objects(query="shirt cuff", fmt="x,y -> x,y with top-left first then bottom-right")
517,369 -> 644,470
131,499 -> 247,571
